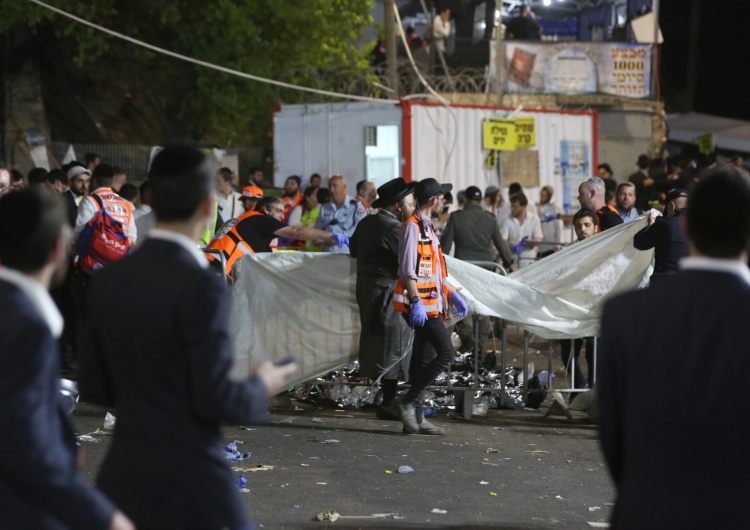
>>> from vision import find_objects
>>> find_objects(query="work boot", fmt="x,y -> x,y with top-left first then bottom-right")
393,397 -> 419,432
403,418 -> 446,436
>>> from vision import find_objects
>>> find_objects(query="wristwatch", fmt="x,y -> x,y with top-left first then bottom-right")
410,295 -> 421,305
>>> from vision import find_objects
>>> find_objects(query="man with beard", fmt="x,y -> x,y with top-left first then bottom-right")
392,178 -> 469,435
280,175 -> 303,222
0,189 -> 133,530
350,178 -> 417,420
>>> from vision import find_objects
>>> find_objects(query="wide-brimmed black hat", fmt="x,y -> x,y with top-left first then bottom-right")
371,177 -> 418,208
414,178 -> 452,205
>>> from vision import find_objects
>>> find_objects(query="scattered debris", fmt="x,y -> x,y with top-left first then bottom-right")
236,476 -> 247,489
397,466 -> 414,474
314,510 -> 340,522
320,439 -> 339,444
431,508 -> 447,514
311,418 -> 324,423
225,440 -> 251,462
588,506 -> 602,512
489,492 -> 497,496
526,450 -> 550,455
587,523 -> 610,528
76,435 -> 99,443
485,448 -> 499,454
231,465 -> 274,472
479,481 -> 489,485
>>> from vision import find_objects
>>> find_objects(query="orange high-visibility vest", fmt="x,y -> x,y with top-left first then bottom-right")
205,210 -> 263,279
392,213 -> 449,319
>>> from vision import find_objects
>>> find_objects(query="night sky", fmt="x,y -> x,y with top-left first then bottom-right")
659,0 -> 749,120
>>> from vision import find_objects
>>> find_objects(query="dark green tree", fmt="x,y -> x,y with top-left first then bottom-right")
1,0 -> 375,145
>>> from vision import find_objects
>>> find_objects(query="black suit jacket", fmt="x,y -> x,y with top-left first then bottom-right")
62,189 -> 79,228
79,238 -> 268,529
599,268 -> 750,528
0,279 -> 114,530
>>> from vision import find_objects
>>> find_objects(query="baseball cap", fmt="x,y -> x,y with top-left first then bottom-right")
484,185 -> 499,196
464,186 -> 482,201
241,186 -> 263,199
67,166 -> 91,180
415,178 -> 452,205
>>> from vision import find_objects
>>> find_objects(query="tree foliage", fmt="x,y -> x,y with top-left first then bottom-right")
1,0 -> 375,145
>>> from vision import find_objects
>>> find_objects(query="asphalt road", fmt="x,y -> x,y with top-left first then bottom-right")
73,400 -> 614,529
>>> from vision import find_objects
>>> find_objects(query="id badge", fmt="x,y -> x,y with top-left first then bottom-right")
418,259 -> 433,278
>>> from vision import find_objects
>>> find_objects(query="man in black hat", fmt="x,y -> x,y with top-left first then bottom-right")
633,187 -> 689,282
441,185 -> 513,353
79,142 -> 297,530
350,178 -> 417,420
392,178 -> 469,435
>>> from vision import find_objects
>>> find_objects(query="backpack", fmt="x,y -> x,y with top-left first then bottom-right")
77,193 -> 132,275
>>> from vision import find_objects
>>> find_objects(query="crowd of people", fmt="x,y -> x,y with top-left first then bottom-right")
2,144 -> 750,528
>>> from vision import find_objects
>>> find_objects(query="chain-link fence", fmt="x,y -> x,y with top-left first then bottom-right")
48,142 -> 266,182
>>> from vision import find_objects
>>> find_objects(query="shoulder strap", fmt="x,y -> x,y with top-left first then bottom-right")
89,192 -> 104,210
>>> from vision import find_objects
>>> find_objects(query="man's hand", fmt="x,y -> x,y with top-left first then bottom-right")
255,360 -> 298,397
541,213 -> 558,223
511,236 -> 529,255
448,291 -> 468,317
410,300 -> 428,327
330,233 -> 349,248
108,511 -> 135,530
647,211 -> 656,225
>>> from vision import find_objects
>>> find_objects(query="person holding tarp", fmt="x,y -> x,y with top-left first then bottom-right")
350,178 -> 417,421
205,196 -> 348,281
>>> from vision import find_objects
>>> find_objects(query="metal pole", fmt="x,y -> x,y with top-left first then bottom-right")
592,336 -> 598,385
523,330 -> 529,401
651,0 -> 660,103
547,339 -> 553,390
500,320 -> 507,395
495,0 -> 504,105
384,0 -> 400,99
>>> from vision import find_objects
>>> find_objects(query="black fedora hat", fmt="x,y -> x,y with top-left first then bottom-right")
371,178 -> 418,208
414,178 -> 452,205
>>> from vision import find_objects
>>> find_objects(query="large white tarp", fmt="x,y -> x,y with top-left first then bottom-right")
230,216 -> 653,387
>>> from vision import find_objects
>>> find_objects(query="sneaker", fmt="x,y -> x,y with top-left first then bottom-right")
403,418 -> 446,436
392,397 -> 419,432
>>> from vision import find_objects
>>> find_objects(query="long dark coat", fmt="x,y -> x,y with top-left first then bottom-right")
350,209 -> 413,380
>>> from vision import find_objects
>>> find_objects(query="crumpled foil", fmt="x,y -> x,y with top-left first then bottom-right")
290,356 -> 530,411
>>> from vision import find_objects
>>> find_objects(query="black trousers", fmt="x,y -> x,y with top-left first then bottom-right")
559,337 -> 594,388
404,316 -> 455,413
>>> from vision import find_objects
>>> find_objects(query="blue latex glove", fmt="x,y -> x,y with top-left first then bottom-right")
330,233 -> 349,248
511,236 -> 529,255
410,300 -> 428,327
542,213 -> 558,223
448,291 -> 468,317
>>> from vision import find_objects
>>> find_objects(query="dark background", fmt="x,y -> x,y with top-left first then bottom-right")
660,0 -> 749,120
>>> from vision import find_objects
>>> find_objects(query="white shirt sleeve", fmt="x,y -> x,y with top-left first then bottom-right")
74,196 -> 98,237
128,213 -> 137,245
532,215 -> 543,240
288,205 -> 303,227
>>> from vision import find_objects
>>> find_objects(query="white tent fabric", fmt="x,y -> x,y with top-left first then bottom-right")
230,215 -> 653,387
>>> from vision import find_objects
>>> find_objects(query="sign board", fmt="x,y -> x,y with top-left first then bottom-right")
696,133 -> 715,154
482,118 -> 518,151
493,42 -> 653,99
516,117 -> 536,148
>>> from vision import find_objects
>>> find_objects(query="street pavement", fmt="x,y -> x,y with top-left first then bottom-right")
73,399 -> 614,529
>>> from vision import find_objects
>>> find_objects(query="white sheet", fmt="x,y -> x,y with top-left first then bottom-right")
230,215 -> 653,387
